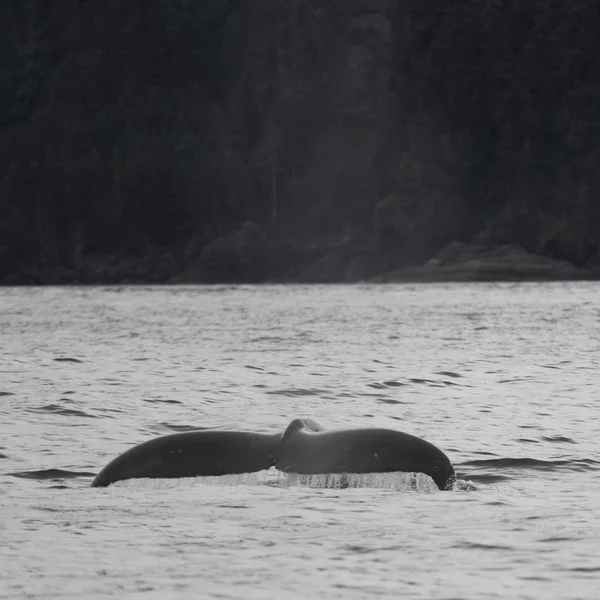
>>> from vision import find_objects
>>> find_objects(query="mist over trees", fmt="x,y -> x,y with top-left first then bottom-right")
1,0 -> 599,283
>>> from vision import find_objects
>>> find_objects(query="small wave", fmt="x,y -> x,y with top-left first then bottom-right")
382,380 -> 407,387
542,435 -> 576,444
343,545 -> 380,555
142,398 -> 182,405
53,357 -> 83,363
453,542 -> 513,551
30,404 -> 97,418
8,469 -> 96,481
99,377 -> 125,383
458,473 -> 511,485
459,457 -> 600,472
0,391 -> 15,396
406,376 -> 459,388
96,407 -> 125,416
157,423 -> 209,432
435,371 -> 463,378
539,536 -> 578,543
0,452 -> 8,459
58,396 -> 80,404
377,398 -> 406,405
266,388 -> 325,397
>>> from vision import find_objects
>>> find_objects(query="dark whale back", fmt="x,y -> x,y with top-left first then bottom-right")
277,418 -> 455,490
91,431 -> 280,487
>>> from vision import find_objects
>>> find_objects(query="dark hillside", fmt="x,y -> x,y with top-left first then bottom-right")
2,0 -> 599,283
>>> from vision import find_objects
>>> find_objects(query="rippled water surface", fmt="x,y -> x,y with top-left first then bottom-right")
2,283 -> 600,599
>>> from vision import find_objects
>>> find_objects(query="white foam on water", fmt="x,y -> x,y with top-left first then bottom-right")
112,469 -> 439,492
276,470 -> 439,491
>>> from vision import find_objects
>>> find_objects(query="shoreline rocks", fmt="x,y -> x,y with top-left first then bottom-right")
373,241 -> 597,283
2,238 -> 599,286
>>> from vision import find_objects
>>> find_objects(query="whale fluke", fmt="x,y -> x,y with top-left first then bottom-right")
91,419 -> 455,490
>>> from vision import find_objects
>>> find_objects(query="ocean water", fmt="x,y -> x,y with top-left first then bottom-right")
1,283 -> 599,599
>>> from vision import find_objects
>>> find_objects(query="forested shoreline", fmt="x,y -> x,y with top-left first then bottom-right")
2,1 -> 600,284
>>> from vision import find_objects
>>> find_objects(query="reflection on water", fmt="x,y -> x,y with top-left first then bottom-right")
1,283 -> 600,599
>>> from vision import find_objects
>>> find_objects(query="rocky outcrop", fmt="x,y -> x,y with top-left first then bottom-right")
172,222 -> 265,283
374,241 -> 594,282
172,223 -> 391,284
284,235 -> 388,283
171,222 -> 304,284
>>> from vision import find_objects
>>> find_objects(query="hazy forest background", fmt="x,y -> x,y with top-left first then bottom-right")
2,0 -> 600,284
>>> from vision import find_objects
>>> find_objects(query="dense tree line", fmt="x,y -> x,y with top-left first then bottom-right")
402,0 -> 600,264
1,0 -> 599,281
